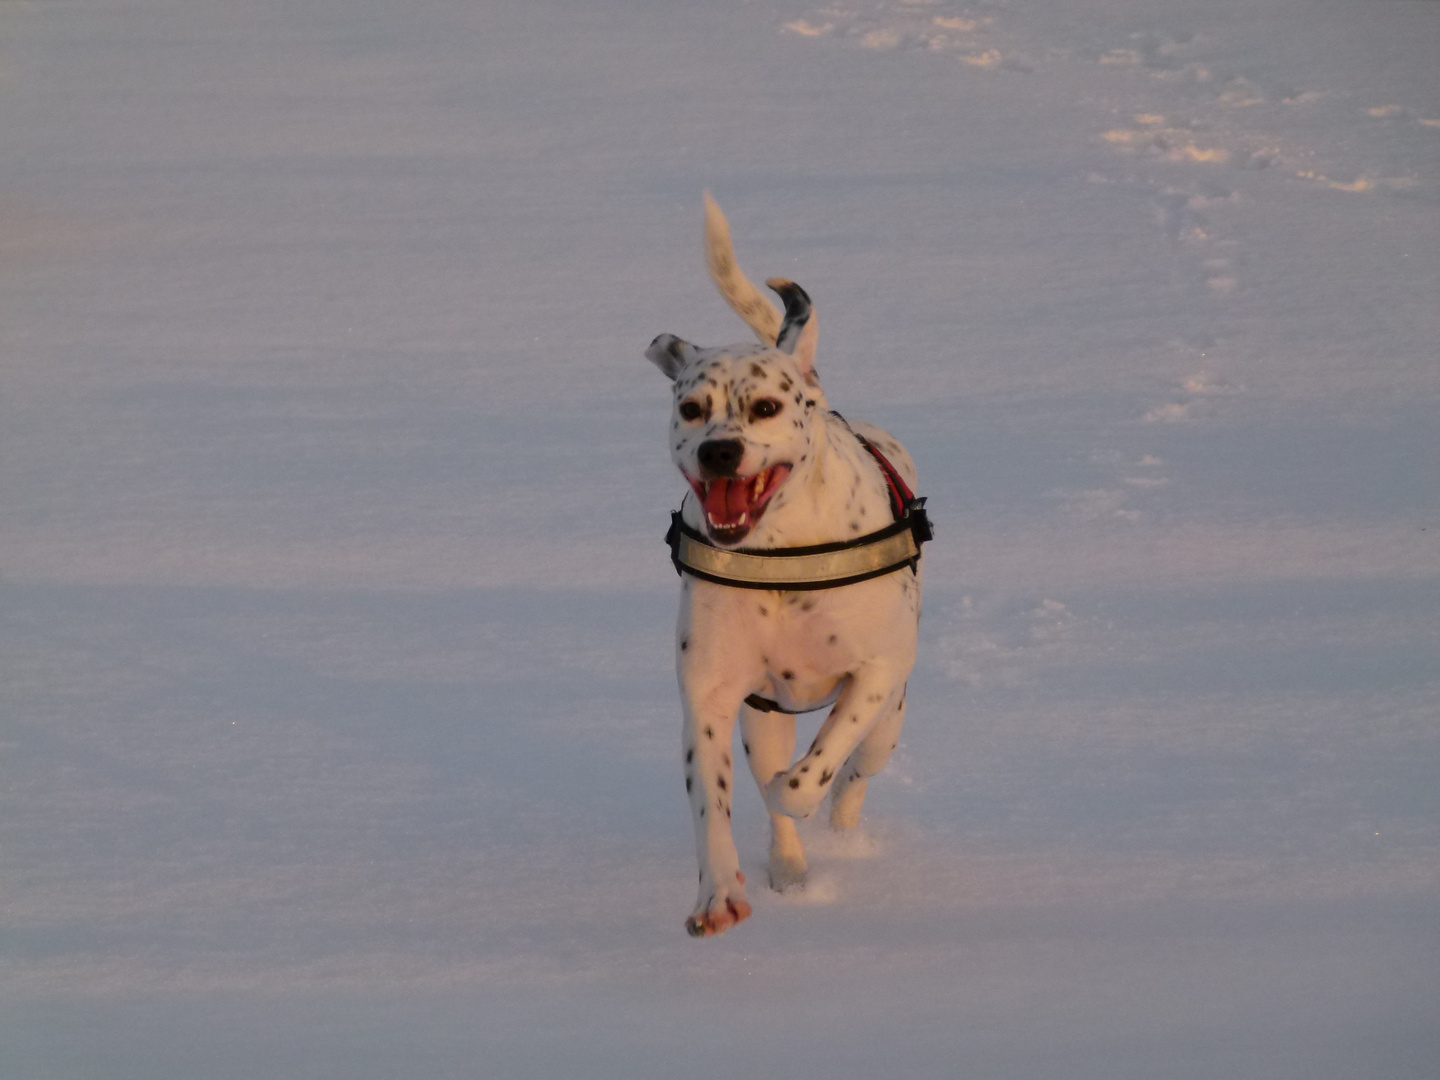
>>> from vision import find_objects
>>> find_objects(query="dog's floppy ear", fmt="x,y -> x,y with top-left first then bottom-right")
646,333 -> 695,380
767,278 -> 821,387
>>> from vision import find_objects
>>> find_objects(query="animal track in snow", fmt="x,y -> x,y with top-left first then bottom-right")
1099,114 -> 1281,172
1368,104 -> 1440,128
781,2 -> 1033,72
1143,371 -> 1239,424
1084,167 -> 1245,303
782,3 -> 1430,201
1145,178 -> 1244,295
780,0 -> 1426,430
1084,35 -> 1428,196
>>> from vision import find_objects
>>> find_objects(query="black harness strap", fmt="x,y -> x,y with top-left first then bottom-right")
670,421 -> 932,715
665,418 -> 932,589
743,693 -> 798,713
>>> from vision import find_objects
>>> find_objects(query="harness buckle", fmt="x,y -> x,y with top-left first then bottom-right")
906,497 -> 933,545
666,511 -> 685,575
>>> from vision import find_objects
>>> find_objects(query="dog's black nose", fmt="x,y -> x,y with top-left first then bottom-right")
697,439 -> 745,477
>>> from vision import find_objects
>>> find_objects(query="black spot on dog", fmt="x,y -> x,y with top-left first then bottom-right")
800,765 -> 809,773
722,753 -> 731,768
750,363 -> 764,378
685,776 -> 693,792
788,777 -> 800,789
704,725 -> 714,740
828,634 -> 838,645
717,776 -> 728,791
849,522 -> 861,532
782,670 -> 794,681
743,741 -> 751,756
820,769 -> 833,786
758,605 -> 769,617
680,639 -> 689,651
685,748 -> 693,764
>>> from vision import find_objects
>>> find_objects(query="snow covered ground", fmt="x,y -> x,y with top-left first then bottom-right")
1,0 -> 1436,1075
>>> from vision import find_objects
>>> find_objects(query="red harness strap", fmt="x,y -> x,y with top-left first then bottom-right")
854,434 -> 917,521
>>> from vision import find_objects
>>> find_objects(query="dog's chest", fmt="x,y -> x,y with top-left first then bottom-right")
741,577 -> 904,699
748,598 -> 854,709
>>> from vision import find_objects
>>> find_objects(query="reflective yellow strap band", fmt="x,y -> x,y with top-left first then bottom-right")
675,528 -> 919,587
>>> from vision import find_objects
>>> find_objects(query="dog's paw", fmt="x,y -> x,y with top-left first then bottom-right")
685,873 -> 752,938
829,772 -> 868,831
764,771 -> 829,820
768,850 -> 808,892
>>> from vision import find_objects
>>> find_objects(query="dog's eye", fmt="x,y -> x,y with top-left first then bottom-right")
678,401 -> 704,421
750,398 -> 782,420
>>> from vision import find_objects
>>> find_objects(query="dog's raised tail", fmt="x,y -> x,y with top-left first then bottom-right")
704,192 -> 783,346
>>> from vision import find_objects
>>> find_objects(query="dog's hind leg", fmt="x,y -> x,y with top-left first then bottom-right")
764,668 -> 909,821
740,702 -> 808,890
830,684 -> 908,831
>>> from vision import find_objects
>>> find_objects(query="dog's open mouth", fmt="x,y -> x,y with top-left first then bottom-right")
688,464 -> 792,544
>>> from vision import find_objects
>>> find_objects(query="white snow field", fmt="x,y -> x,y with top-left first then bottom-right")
1,0 -> 1437,1075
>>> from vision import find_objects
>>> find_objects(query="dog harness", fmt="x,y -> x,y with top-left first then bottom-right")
665,427 -> 932,594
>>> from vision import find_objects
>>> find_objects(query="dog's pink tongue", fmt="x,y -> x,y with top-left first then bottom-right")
703,478 -> 749,523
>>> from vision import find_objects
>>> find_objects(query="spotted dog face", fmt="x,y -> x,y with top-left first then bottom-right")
648,278 -> 820,547
647,337 -> 818,546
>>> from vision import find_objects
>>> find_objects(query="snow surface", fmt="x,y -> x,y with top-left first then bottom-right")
1,0 -> 1437,1075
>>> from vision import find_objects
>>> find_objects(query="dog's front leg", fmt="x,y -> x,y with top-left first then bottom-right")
680,680 -> 752,937
763,670 -> 907,821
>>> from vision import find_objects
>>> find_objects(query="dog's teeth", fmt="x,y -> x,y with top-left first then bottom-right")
753,472 -> 766,499
737,512 -> 747,525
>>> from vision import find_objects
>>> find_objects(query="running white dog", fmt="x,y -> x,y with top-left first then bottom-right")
647,196 -> 929,938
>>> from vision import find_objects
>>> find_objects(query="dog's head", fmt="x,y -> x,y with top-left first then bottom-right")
648,280 -> 823,546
